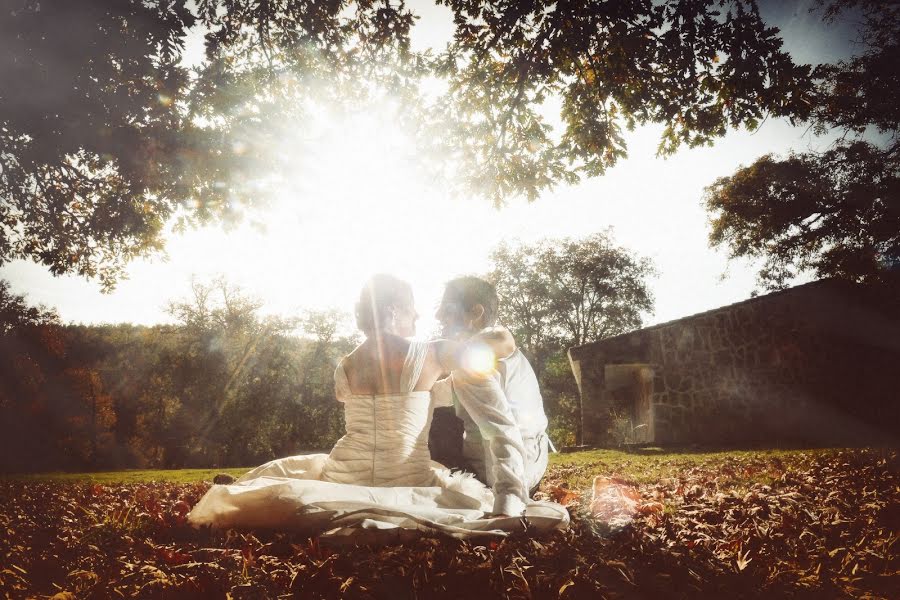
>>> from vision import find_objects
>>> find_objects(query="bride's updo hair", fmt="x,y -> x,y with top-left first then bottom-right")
355,274 -> 412,336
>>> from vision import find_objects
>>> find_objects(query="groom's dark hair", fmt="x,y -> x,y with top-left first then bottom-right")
444,276 -> 499,327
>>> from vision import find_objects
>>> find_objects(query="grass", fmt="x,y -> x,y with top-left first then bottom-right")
4,446 -> 850,487
546,446 -> 849,490
3,466 -> 252,484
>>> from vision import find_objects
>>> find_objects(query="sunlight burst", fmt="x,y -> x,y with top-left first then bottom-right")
459,343 -> 497,376
196,96 -> 466,334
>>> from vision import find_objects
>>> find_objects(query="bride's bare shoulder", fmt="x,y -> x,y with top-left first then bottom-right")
342,337 -> 410,370
340,342 -> 366,371
342,342 -> 366,362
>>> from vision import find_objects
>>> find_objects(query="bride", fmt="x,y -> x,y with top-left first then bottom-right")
188,274 -> 568,542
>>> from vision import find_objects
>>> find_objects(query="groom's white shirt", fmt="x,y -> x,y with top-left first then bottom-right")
433,348 -> 550,516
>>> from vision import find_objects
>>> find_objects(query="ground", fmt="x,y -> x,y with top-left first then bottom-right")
1,448 -> 896,599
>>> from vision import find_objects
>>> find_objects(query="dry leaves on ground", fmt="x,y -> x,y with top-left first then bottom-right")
0,448 -> 897,599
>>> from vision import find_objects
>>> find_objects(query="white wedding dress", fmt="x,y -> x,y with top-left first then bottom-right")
188,341 -> 568,543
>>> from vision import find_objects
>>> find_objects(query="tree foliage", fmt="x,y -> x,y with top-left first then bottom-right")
0,277 -> 358,472
489,232 -> 655,355
0,0 -> 198,289
0,0 -> 417,289
1,282 -> 119,470
433,0 -> 812,203
705,0 -> 899,289
1,0 -> 814,288
0,279 -> 58,334
487,232 -> 655,446
706,142 -> 899,287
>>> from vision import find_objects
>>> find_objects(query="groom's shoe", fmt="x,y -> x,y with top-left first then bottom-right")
213,473 -> 236,485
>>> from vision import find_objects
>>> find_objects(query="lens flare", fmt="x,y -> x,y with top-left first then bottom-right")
460,343 -> 496,376
589,476 -> 662,532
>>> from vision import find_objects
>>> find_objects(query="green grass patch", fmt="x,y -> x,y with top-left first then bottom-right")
3,466 -> 251,484
4,446 -> 855,487
546,446 -> 847,490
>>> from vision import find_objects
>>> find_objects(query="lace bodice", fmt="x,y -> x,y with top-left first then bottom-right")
320,340 -> 436,487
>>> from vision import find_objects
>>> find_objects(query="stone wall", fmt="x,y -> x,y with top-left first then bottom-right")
569,279 -> 900,446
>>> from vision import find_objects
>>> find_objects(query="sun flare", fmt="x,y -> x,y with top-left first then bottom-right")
188,98 -> 478,336
459,343 -> 497,376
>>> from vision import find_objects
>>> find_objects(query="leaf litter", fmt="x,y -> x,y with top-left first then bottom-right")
0,448 -> 896,598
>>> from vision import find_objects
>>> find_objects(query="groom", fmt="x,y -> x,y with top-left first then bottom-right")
431,276 -> 551,516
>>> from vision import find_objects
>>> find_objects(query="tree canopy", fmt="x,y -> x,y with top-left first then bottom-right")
1,0 -> 815,289
0,279 -> 58,334
432,0 -> 811,201
0,0 -> 198,289
489,232 -> 655,356
705,0 -> 899,289
488,232 -> 655,446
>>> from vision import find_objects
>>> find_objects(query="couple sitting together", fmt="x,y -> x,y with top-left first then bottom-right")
188,275 -> 569,541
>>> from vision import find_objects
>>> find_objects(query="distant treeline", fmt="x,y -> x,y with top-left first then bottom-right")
3,232 -> 661,472
1,279 -> 357,472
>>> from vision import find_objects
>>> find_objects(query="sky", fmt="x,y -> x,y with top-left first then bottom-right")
0,0 -> 862,338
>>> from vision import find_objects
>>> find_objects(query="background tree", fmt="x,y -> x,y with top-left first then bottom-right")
489,232 -> 655,360
0,281 -> 64,471
705,0 -> 899,290
58,367 -> 117,467
166,277 -> 290,466
0,280 -> 122,470
2,0 -> 815,288
487,232 -> 655,446
1,275 -> 362,473
292,309 -> 359,449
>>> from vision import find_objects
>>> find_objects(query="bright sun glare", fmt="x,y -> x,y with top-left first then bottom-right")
459,344 -> 498,376
196,97 -> 469,337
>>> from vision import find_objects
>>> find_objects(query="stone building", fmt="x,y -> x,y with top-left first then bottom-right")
568,279 -> 900,446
